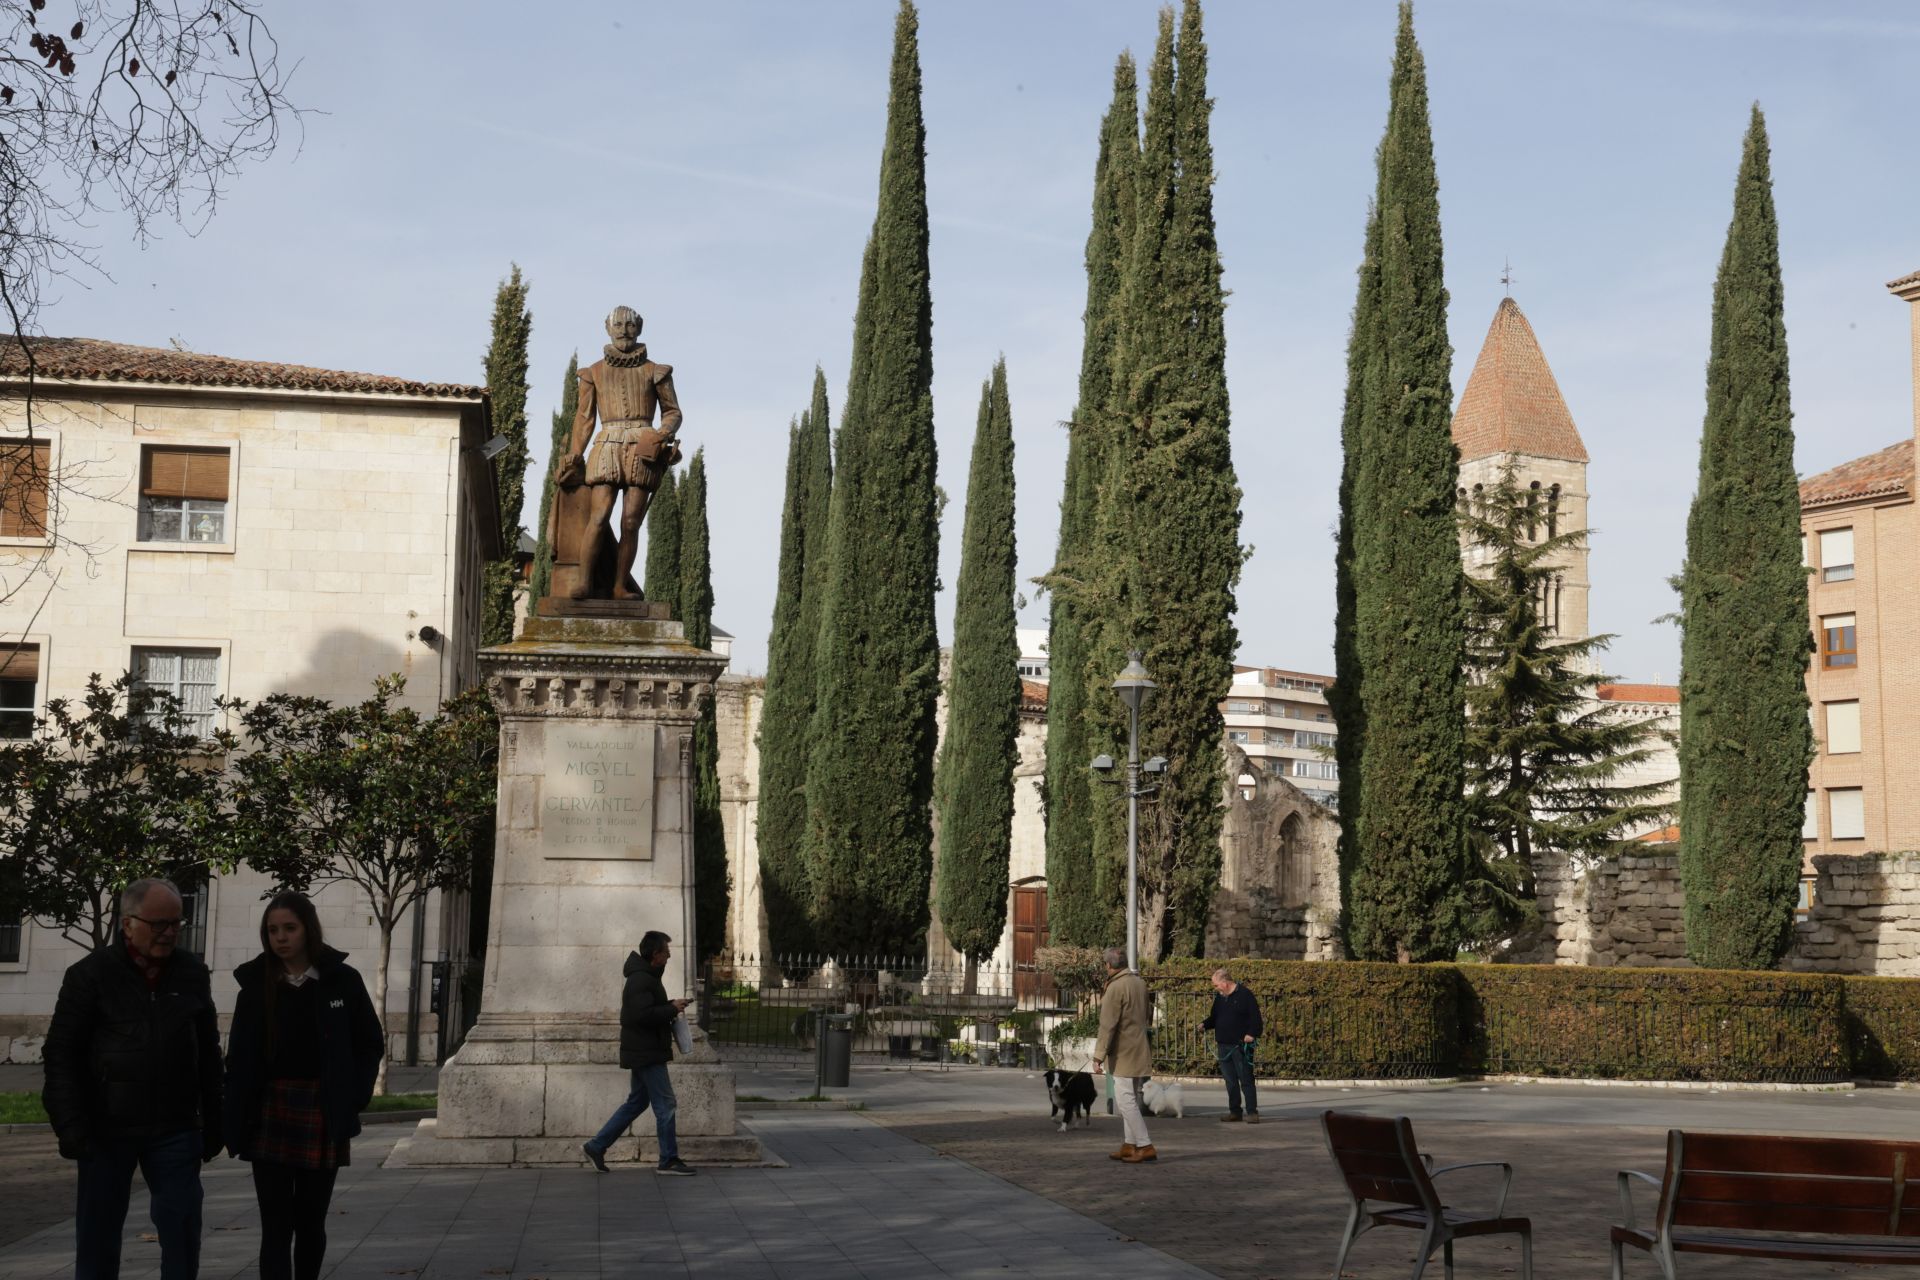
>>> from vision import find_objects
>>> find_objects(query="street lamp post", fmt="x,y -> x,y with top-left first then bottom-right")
1110,652 -> 1156,971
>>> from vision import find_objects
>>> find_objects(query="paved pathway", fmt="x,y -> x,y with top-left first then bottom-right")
0,1112 -> 1207,1280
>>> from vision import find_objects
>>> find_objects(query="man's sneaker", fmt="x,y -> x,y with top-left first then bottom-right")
657,1158 -> 697,1176
1245,1112 -> 1261,1125
582,1143 -> 609,1173
1219,1113 -> 1243,1123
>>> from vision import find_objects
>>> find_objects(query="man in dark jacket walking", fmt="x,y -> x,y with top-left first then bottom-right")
42,877 -> 222,1279
1201,967 -> 1263,1123
581,930 -> 694,1175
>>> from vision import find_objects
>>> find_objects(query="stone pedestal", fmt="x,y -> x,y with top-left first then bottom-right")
391,603 -> 765,1167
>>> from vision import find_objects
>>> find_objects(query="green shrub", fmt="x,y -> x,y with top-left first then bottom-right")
1843,975 -> 1920,1081
1145,958 -> 1459,1079
1460,964 -> 1847,1083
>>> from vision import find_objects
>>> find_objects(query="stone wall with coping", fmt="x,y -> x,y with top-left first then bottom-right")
1512,849 -> 1920,975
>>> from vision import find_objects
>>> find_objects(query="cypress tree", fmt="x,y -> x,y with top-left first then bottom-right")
1043,51 -> 1138,949
678,449 -> 728,960
644,465 -> 680,609
1335,3 -> 1473,962
527,352 -> 578,606
481,265 -> 533,645
803,0 -> 940,957
1460,466 -> 1674,950
1083,1 -> 1242,960
935,361 -> 1020,964
757,371 -> 832,958
1677,107 -> 1812,970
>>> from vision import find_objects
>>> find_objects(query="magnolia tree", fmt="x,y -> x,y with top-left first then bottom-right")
216,677 -> 496,1094
0,674 -> 222,950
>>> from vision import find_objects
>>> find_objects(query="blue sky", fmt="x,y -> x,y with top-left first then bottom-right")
39,1 -> 1920,680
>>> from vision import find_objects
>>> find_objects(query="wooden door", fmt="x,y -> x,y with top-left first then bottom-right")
1012,885 -> 1055,1005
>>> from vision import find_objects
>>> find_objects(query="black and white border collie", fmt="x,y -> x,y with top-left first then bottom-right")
1045,1068 -> 1096,1132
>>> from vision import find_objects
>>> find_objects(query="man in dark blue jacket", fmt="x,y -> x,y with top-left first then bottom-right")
581,930 -> 695,1175
1201,968 -> 1263,1123
42,877 -> 221,1280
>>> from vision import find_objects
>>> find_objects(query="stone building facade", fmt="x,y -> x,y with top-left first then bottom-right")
0,337 -> 500,1064
1206,746 -> 1342,959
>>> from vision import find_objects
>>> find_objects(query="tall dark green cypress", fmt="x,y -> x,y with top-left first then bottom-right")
1044,52 -> 1138,949
1084,2 -> 1242,960
678,449 -> 728,960
1335,3 -> 1473,962
803,0 -> 940,957
1677,107 -> 1812,971
527,352 -> 578,606
757,372 -> 832,958
644,466 -> 681,609
481,265 -> 533,645
935,361 -> 1020,964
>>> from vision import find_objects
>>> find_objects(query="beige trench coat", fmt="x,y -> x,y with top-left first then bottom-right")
1096,969 -> 1153,1079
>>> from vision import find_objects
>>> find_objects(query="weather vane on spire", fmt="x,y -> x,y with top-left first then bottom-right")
1501,257 -> 1515,297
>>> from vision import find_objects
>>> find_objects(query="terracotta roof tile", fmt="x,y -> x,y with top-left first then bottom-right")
1888,269 -> 1920,292
1799,438 -> 1912,507
1452,297 -> 1589,463
1021,679 -> 1049,710
1595,683 -> 1679,705
0,336 -> 483,400
1634,824 -> 1681,845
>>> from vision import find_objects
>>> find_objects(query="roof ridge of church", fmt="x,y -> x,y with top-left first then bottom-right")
1452,295 -> 1589,464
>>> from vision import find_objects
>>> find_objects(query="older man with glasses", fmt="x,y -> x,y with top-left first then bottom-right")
42,877 -> 223,1280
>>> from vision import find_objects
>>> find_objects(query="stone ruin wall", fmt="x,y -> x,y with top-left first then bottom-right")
1205,746 -> 1344,961
1512,850 -> 1920,976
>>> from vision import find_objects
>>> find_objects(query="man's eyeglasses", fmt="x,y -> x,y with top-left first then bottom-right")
128,915 -> 185,935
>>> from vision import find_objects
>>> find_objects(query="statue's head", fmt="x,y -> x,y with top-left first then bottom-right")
605,306 -> 643,351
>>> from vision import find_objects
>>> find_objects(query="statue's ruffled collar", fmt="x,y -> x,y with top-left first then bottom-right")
603,342 -> 650,368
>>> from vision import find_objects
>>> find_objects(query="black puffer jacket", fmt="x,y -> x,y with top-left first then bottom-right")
618,952 -> 679,1069
223,946 -> 384,1159
40,944 -> 221,1154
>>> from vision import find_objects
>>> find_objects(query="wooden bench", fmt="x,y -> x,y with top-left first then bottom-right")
1613,1130 -> 1920,1278
1322,1111 -> 1534,1279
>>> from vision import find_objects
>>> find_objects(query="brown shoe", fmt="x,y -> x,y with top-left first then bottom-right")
1123,1144 -> 1158,1163
1108,1143 -> 1136,1161
1219,1113 -> 1243,1123
1246,1113 -> 1261,1124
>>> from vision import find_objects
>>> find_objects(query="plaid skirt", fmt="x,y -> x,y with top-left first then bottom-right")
253,1078 -> 349,1170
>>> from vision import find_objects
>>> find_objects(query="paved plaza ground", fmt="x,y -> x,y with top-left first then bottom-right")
3,1060 -> 1918,1278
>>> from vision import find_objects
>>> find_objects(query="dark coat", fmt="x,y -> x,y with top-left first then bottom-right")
618,951 -> 679,1069
40,943 -> 222,1155
223,946 -> 384,1159
1201,983 -> 1264,1046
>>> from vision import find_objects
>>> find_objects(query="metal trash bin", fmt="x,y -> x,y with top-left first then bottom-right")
821,1013 -> 855,1088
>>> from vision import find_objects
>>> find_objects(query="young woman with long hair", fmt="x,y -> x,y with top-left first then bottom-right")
224,892 -> 383,1280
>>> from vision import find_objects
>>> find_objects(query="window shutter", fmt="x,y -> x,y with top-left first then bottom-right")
1825,701 -> 1862,755
142,447 -> 230,501
0,642 -> 38,682
0,442 -> 50,538
1819,528 -> 1854,568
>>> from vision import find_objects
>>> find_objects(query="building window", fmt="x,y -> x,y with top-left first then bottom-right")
1824,701 -> 1861,755
0,440 -> 50,538
1267,729 -> 1292,746
132,647 -> 220,737
1802,790 -> 1818,840
1821,614 -> 1857,668
1818,528 -> 1855,583
138,446 -> 230,543
1293,759 -> 1338,781
0,643 -> 38,739
0,913 -> 20,963
1795,876 -> 1815,918
1227,730 -> 1250,744
1547,484 -> 1561,537
1828,788 -> 1866,841
1226,700 -> 1256,714
1315,712 -> 1330,722
1525,480 -> 1542,537
1300,731 -> 1337,748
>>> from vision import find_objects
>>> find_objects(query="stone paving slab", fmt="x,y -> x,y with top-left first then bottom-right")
0,1113 -> 1206,1280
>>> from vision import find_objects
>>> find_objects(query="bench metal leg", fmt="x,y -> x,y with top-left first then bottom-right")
1442,1237 -> 1455,1280
1610,1239 -> 1623,1280
1520,1228 -> 1533,1280
1409,1224 -> 1440,1280
1332,1202 -> 1362,1280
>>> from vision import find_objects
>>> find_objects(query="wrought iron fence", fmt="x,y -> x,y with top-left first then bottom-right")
700,953 -> 1076,1068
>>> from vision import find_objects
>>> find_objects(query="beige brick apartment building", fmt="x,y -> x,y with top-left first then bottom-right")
0,337 -> 500,1063
1799,272 -> 1920,856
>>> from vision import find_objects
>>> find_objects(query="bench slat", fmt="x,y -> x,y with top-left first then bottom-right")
1676,1201 -> 1894,1237
1682,1133 -> 1920,1180
1677,1171 -> 1897,1212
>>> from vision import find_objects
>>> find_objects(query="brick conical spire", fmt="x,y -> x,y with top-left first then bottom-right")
1453,296 -> 1588,463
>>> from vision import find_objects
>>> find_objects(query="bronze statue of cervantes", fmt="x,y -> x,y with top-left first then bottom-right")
544,306 -> 683,603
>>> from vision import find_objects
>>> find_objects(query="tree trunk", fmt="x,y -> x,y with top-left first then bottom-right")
372,913 -> 394,1096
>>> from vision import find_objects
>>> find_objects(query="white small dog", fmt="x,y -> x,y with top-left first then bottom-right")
1142,1079 -> 1184,1119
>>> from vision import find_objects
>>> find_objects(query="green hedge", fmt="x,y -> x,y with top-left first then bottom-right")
1144,959 -> 1459,1079
1460,964 -> 1847,1083
1140,959 -> 1899,1083
1843,975 -> 1920,1081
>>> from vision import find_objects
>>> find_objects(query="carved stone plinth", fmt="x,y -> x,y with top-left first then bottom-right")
388,614 -> 766,1168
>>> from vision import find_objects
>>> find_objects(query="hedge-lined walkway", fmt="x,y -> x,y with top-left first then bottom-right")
874,1085 -> 1920,1278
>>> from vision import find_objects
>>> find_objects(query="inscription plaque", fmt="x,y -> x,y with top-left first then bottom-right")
540,724 -> 655,859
